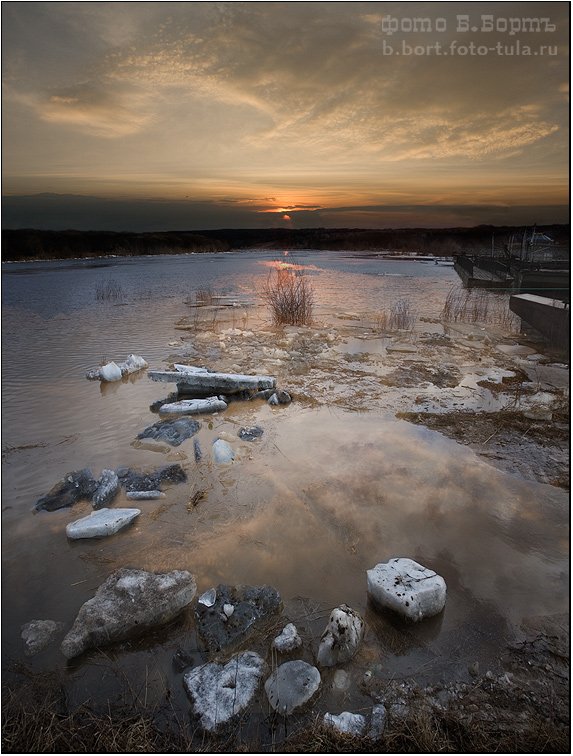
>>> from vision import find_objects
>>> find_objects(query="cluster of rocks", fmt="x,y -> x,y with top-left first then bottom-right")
23,557 -> 447,741
34,463 -> 187,539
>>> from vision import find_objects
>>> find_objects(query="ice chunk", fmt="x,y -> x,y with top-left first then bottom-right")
100,362 -> 122,382
66,507 -> 140,539
367,558 -> 446,621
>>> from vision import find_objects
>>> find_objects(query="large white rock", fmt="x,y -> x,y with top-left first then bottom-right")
183,652 -> 267,732
317,604 -> 364,667
66,507 -> 141,540
160,397 -> 227,415
265,661 -> 321,715
100,361 -> 122,382
323,711 -> 366,737
61,568 -> 196,658
273,623 -> 302,653
367,558 -> 446,621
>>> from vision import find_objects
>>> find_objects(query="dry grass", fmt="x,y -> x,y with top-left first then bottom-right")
375,298 -> 417,332
194,285 -> 216,307
442,287 -> 519,331
95,279 -> 123,301
263,266 -> 314,326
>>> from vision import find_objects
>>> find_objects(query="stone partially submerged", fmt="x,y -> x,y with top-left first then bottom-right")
66,507 -> 140,540
367,558 -> 447,622
35,469 -> 97,512
148,369 -> 275,398
212,439 -> 235,463
137,417 -> 200,446
21,620 -> 65,656
183,651 -> 268,732
117,463 -> 187,492
61,568 -> 197,659
265,661 -> 321,716
91,469 -> 120,509
159,397 -> 227,415
195,584 -> 282,653
317,604 -> 364,667
86,355 -> 148,382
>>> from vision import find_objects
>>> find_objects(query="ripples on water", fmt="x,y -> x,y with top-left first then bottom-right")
1,250 -> 568,716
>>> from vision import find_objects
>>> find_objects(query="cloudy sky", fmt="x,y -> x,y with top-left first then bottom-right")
2,1 -> 569,230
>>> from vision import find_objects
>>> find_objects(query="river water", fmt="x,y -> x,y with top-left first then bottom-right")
1,250 -> 568,732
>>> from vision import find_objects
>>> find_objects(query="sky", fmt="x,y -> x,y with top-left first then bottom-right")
2,1 -> 570,231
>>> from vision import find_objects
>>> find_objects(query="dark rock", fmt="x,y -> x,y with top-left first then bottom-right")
195,584 -> 282,653
238,426 -> 264,441
137,417 -> 200,446
268,390 -> 292,406
35,469 -> 98,512
92,469 -> 120,509
117,463 -> 187,492
193,438 -> 202,462
253,388 -> 275,400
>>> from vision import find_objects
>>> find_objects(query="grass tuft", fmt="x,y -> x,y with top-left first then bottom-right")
95,278 -> 123,301
263,266 -> 314,327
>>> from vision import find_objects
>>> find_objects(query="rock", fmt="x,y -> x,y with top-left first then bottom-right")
238,426 -> 264,442
184,651 -> 267,732
323,711 -> 366,737
273,623 -> 302,653
35,469 -> 97,512
99,361 -> 123,382
317,604 -> 364,667
66,507 -> 140,540
195,584 -> 282,653
367,558 -> 447,621
148,370 -> 276,398
61,568 -> 197,659
332,669 -> 351,692
265,661 -> 321,715
367,704 -> 387,740
174,364 -> 210,374
21,620 -> 65,656
117,464 -> 187,492
137,417 -> 200,446
212,439 -> 235,463
91,469 -> 120,509
223,604 -> 235,618
126,490 -> 165,500
253,388 -> 276,400
193,438 -> 202,462
159,397 -> 228,415
150,393 -> 179,413
268,390 -> 291,406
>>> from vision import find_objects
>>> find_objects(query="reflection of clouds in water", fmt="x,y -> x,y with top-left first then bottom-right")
188,410 -> 568,627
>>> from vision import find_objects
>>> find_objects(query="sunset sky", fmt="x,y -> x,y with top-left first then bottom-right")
2,1 -> 569,230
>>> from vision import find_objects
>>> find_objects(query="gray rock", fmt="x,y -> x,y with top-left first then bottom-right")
265,661 -> 321,715
253,388 -> 276,400
184,651 -> 267,732
35,469 -> 97,512
159,397 -> 227,415
268,390 -> 292,406
21,620 -> 65,656
212,439 -> 235,463
137,417 -> 200,446
273,623 -> 302,653
367,558 -> 447,622
323,711 -> 366,737
126,490 -> 165,500
92,469 -> 120,509
367,704 -> 387,740
61,568 -> 196,659
317,604 -> 364,667
238,426 -> 264,441
117,463 -> 187,492
66,507 -> 140,540
195,584 -> 282,653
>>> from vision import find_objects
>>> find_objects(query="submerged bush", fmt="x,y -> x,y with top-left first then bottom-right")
95,279 -> 123,301
263,266 -> 314,326
442,286 -> 519,330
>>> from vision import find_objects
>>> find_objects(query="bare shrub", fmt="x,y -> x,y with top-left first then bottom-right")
194,285 -> 216,306
95,279 -> 123,301
263,266 -> 314,326
388,298 -> 416,330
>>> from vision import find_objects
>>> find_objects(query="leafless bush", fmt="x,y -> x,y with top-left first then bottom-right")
95,279 -> 123,301
194,285 -> 216,306
388,298 -> 416,330
263,266 -> 314,326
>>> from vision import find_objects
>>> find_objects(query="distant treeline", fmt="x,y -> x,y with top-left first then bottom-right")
2,225 -> 569,262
